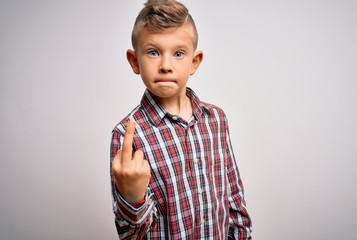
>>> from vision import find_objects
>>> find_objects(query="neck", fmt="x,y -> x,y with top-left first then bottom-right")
157,93 -> 193,122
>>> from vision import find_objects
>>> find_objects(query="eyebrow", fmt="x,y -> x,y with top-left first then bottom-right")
142,41 -> 190,50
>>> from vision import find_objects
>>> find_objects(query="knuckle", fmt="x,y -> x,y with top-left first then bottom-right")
111,158 -> 121,173
112,162 -> 150,179
133,150 -> 144,158
111,165 -> 120,176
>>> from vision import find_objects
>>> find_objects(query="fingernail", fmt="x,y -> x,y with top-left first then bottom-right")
128,120 -> 135,128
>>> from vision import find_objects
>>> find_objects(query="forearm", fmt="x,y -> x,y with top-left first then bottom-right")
228,205 -> 252,240
227,163 -> 252,239
111,130 -> 155,238
225,121 -> 252,239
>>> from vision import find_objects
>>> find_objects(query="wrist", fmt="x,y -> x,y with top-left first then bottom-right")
130,198 -> 146,207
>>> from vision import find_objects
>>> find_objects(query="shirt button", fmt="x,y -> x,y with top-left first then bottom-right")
198,188 -> 203,194
193,158 -> 199,164
200,218 -> 205,225
172,116 -> 178,121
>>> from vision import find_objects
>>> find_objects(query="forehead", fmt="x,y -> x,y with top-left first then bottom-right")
136,21 -> 195,49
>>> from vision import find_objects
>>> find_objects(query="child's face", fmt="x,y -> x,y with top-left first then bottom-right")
127,21 -> 203,101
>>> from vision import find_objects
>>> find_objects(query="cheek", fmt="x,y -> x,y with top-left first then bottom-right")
140,59 -> 157,71
179,60 -> 193,70
140,65 -> 155,77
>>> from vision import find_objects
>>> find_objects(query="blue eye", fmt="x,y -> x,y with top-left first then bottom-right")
148,50 -> 159,57
174,51 -> 184,58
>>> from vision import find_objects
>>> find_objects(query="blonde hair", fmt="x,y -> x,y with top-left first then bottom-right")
131,0 -> 198,50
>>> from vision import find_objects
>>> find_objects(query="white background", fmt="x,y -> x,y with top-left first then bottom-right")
1,0 -> 356,239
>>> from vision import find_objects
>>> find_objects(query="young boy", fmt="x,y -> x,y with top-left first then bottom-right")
110,0 -> 252,239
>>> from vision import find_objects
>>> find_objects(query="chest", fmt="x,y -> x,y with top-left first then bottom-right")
133,119 -> 228,207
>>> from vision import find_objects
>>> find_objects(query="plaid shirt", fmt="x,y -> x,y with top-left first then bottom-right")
110,88 -> 252,239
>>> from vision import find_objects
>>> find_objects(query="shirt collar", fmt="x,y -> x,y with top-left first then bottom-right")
140,87 -> 205,126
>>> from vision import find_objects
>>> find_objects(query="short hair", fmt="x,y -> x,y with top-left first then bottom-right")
131,0 -> 198,50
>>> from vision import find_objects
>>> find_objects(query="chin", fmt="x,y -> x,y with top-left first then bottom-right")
149,88 -> 180,99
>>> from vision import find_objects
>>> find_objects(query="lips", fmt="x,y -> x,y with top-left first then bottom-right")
155,79 -> 176,82
155,79 -> 176,83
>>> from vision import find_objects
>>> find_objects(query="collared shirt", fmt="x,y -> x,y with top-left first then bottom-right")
110,88 -> 252,239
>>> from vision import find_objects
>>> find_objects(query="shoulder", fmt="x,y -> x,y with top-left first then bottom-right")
112,104 -> 143,134
200,100 -> 228,120
197,99 -> 231,133
188,88 -> 227,120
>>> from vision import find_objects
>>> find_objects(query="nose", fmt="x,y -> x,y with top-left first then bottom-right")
159,56 -> 172,74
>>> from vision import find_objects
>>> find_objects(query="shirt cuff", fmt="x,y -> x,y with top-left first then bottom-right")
115,187 -> 155,226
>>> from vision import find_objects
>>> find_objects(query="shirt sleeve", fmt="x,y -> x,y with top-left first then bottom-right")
224,121 -> 253,240
110,128 -> 157,239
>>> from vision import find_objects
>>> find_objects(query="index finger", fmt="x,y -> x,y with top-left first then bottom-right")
121,120 -> 136,162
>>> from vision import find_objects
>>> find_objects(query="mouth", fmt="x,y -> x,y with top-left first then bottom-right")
154,79 -> 177,86
155,79 -> 176,83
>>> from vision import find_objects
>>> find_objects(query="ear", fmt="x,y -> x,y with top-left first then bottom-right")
190,51 -> 203,75
126,49 -> 140,75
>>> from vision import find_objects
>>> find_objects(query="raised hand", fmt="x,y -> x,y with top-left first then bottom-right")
112,120 -> 151,203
